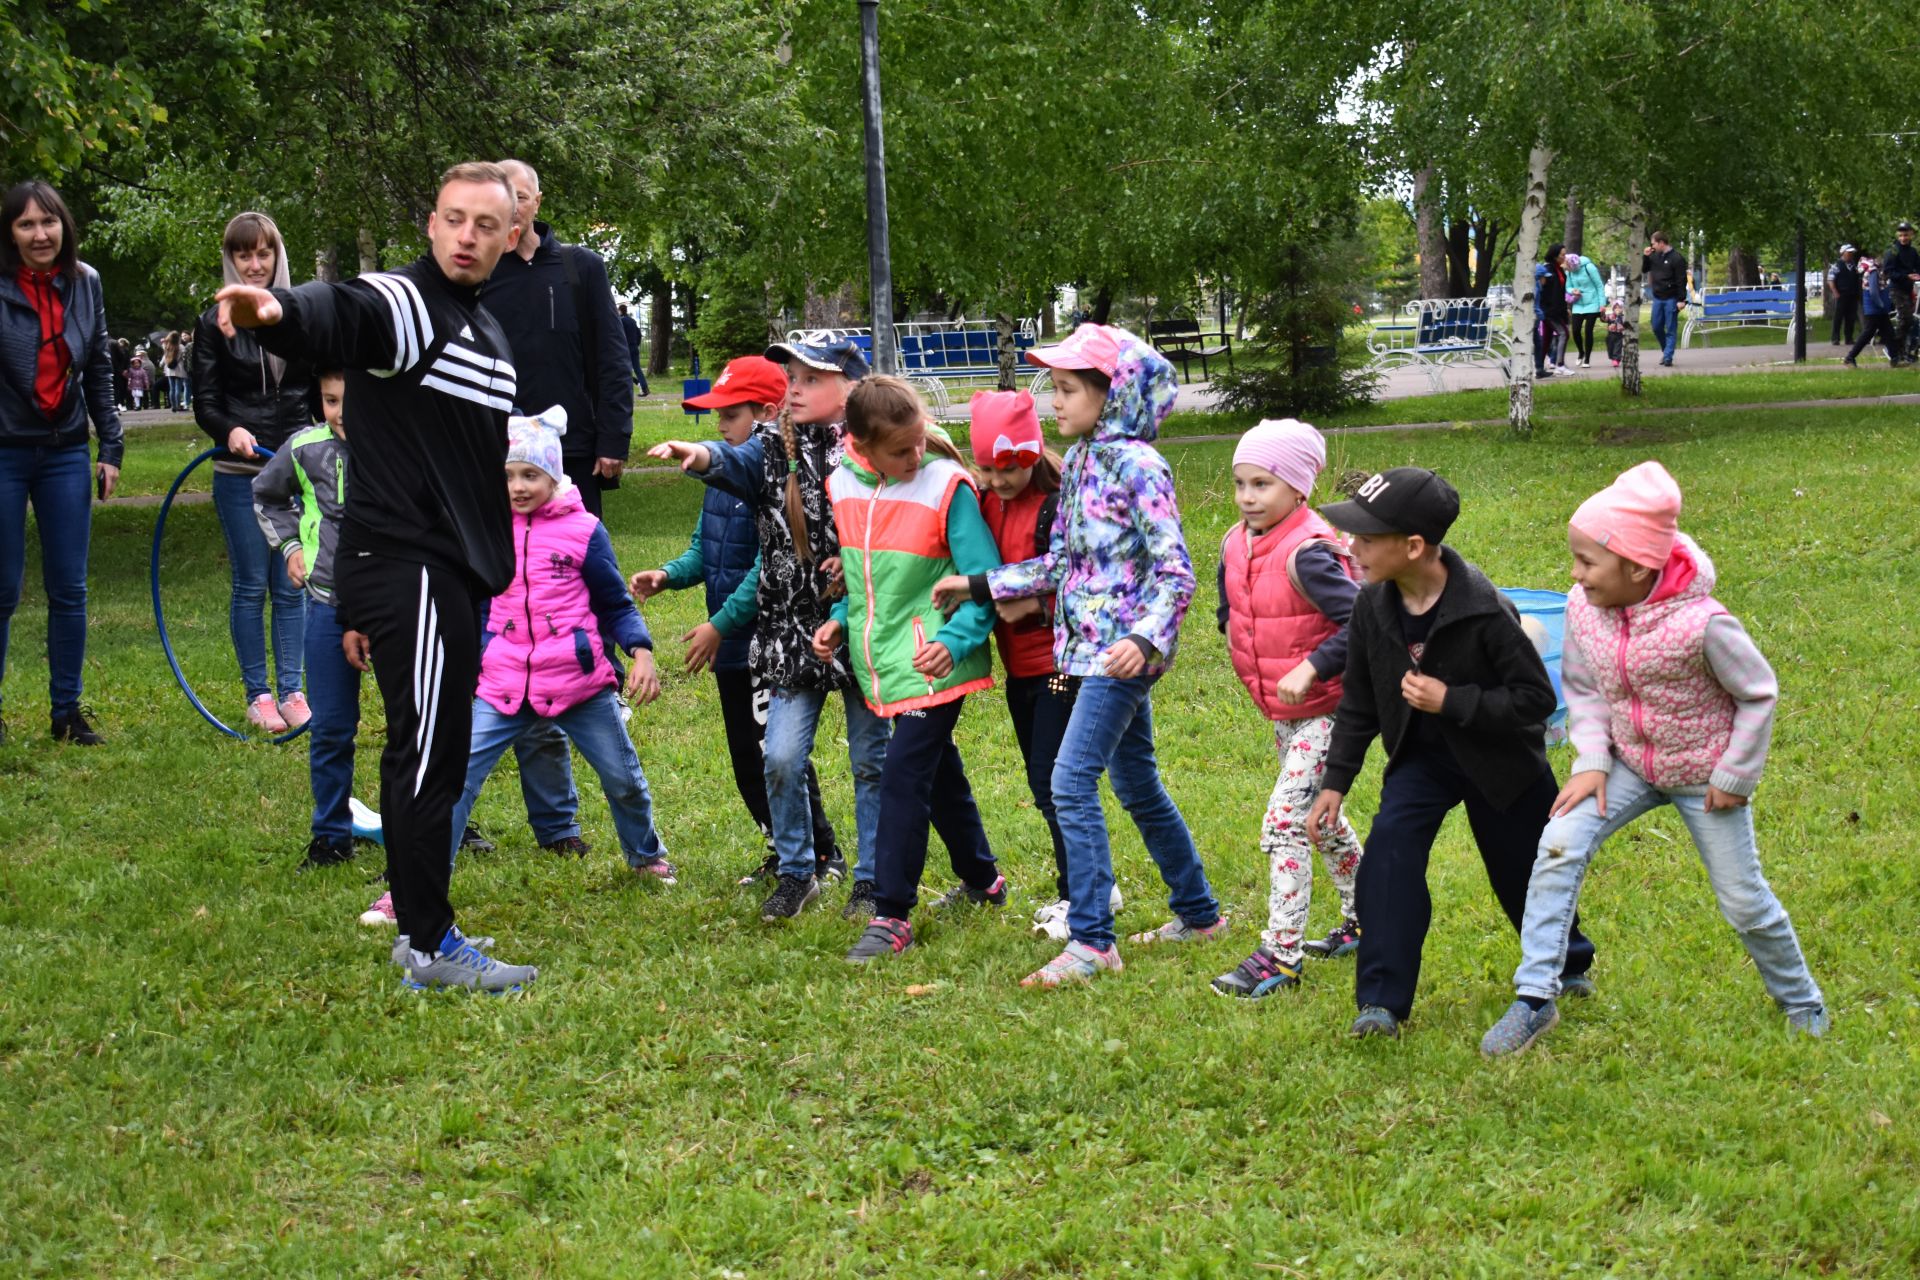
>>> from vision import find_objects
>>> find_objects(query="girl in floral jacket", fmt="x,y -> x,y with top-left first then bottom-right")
937,324 -> 1225,988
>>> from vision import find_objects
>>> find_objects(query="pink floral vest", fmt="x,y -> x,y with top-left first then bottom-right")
1564,536 -> 1733,787
1220,505 -> 1351,721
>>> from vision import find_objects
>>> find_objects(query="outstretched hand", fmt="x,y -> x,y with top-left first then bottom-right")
213,284 -> 282,338
646,440 -> 711,474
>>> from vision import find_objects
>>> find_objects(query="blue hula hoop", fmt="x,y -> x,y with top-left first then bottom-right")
150,445 -> 310,744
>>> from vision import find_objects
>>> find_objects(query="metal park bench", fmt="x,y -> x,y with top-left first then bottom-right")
784,320 -> 1045,412
1681,283 -> 1810,347
1146,318 -> 1234,381
1364,298 -> 1515,392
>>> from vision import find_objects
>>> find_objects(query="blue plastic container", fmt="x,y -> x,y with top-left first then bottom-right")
1499,587 -> 1570,741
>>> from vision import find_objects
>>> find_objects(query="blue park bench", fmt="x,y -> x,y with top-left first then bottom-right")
1365,298 -> 1515,392
783,321 -> 1044,412
1681,284 -> 1807,347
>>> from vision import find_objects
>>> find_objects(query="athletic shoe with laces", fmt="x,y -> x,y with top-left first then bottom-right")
299,834 -> 354,869
845,916 -> 913,963
1210,946 -> 1302,999
1021,940 -> 1124,988
359,891 -> 396,927
738,851 -> 779,886
1348,1005 -> 1401,1039
1302,918 -> 1361,959
930,874 -> 1008,909
278,692 -> 312,728
459,824 -> 496,854
1128,914 -> 1230,945
50,709 -> 104,745
841,879 -> 878,921
817,850 -> 849,883
1785,1004 -> 1830,1037
398,929 -> 536,994
631,855 -> 678,885
246,693 -> 289,733
542,835 -> 591,858
761,873 -> 820,922
1481,999 -> 1559,1057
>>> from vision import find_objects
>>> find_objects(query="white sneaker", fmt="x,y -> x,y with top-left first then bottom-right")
359,890 -> 396,928
1031,885 -> 1126,942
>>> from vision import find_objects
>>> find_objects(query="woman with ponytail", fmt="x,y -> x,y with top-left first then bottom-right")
649,335 -> 891,924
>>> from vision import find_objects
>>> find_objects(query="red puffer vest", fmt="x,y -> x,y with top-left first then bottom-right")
980,484 -> 1058,678
1564,534 -> 1734,788
476,484 -> 614,717
1221,504 -> 1351,721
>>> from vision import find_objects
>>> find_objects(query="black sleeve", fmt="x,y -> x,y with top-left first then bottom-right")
192,312 -> 236,445
81,275 -> 123,467
1293,543 -> 1358,676
1439,601 -> 1558,730
252,278 -> 410,374
1321,602 -> 1380,796
578,250 -> 633,461
1215,555 -> 1228,634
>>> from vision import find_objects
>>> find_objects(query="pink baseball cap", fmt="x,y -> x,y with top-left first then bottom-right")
1025,323 -> 1123,379
968,389 -> 1043,467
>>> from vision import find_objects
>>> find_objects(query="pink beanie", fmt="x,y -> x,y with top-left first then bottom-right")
1570,460 -> 1682,568
1232,418 -> 1326,499
968,389 -> 1043,467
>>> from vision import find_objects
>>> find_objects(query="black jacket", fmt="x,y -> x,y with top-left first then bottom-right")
478,222 -> 631,466
1830,259 -> 1862,298
193,308 -> 318,461
1884,241 -> 1920,290
1321,546 -> 1556,811
256,255 -> 518,598
1538,266 -> 1569,322
0,261 -> 123,464
1644,247 -> 1688,301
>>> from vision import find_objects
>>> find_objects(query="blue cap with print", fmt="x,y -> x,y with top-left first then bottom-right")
765,330 -> 871,381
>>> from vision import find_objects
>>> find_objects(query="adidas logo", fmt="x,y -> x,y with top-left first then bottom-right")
460,324 -> 475,340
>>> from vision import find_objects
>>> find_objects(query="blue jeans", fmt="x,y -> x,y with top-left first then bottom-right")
0,443 -> 92,719
764,685 -> 889,881
1650,297 -> 1680,362
213,470 -> 305,701
1053,675 -> 1219,950
1514,757 -> 1823,1011
167,375 -> 188,410
453,691 -> 667,869
512,719 -> 582,845
304,599 -> 361,840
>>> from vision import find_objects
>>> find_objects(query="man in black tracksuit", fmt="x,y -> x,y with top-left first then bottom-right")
217,162 -> 538,993
1883,222 -> 1920,358
480,161 -> 630,521
1305,468 -> 1593,1039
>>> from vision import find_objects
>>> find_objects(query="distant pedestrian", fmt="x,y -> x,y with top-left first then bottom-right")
1883,221 -> 1920,355
1828,245 -> 1861,347
619,302 -> 649,396
1643,232 -> 1688,366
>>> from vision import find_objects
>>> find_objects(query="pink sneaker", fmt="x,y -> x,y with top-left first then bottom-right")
1022,941 -> 1124,988
358,891 -> 396,927
278,692 -> 311,728
247,694 -> 289,733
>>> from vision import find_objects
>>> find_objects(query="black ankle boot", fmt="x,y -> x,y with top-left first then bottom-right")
50,710 -> 103,746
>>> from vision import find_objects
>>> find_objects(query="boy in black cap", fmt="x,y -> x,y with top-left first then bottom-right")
1304,467 -> 1595,1039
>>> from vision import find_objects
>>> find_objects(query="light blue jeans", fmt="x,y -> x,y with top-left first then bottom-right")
1054,674 -> 1219,951
1514,756 -> 1822,1010
213,470 -> 305,701
452,691 -> 666,869
764,685 -> 889,882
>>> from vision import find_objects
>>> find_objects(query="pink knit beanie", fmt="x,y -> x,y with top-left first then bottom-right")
1570,460 -> 1682,568
1232,418 -> 1326,499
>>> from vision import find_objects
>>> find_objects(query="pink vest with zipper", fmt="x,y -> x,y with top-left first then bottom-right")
1220,505 -> 1351,721
476,485 -> 613,718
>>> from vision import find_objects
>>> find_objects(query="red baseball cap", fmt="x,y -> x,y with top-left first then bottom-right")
683,356 -> 788,410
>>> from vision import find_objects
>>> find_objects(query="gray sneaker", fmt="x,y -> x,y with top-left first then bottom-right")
1481,999 -> 1560,1057
396,930 -> 536,994
1785,1005 -> 1830,1038
1348,1005 -> 1401,1039
1560,973 -> 1596,999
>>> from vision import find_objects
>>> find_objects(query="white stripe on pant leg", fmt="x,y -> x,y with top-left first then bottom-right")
416,595 -> 440,756
413,567 -> 430,719
414,635 -> 445,798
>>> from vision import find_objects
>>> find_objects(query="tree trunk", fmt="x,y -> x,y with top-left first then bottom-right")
1726,246 -> 1760,287
314,245 -> 339,283
1090,286 -> 1113,325
1414,167 -> 1450,299
1446,219 -> 1472,296
648,287 -> 672,378
1620,192 -> 1648,397
996,312 -> 1017,391
1471,218 -> 1503,296
1040,290 -> 1057,338
1509,137 -> 1555,437
356,228 -> 380,276
1563,192 -> 1584,255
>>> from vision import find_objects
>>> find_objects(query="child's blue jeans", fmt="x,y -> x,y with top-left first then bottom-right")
304,599 -> 361,841
764,685 -> 889,882
1514,756 -> 1823,1011
453,690 -> 668,869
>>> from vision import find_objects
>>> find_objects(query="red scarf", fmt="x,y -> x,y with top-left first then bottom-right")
17,266 -> 71,418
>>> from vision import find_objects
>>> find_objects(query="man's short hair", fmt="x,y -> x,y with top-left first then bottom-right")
1650,231 -> 1669,245
498,159 -> 540,194
437,161 -> 515,215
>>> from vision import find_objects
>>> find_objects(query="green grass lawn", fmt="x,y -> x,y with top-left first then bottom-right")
6,394 -> 1918,1276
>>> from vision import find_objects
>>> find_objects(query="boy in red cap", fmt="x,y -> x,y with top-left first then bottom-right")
631,356 -> 846,884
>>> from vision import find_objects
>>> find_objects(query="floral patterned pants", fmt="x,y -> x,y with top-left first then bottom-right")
1260,715 -> 1363,963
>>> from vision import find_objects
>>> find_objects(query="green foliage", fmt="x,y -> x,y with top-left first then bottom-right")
1213,237 -> 1381,418
689,262 -> 777,370
0,2 -> 169,176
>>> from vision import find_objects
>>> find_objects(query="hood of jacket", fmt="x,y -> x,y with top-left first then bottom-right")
1090,328 -> 1178,445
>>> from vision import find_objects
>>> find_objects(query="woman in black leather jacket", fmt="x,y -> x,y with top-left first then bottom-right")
192,211 -> 317,732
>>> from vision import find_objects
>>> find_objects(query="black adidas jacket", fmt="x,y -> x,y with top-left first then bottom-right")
254,256 -> 517,598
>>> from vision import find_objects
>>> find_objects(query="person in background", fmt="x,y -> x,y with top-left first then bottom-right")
618,302 -> 649,396
1827,245 -> 1861,347
1642,232 -> 1688,367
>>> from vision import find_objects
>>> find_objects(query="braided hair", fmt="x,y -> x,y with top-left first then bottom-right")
778,399 -> 812,563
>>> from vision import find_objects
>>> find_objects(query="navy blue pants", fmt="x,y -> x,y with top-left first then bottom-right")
870,697 -> 998,921
1354,743 -> 1595,1021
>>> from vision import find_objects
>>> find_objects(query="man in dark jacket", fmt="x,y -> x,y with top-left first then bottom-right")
1303,467 -> 1594,1041
1828,246 -> 1861,346
618,303 -> 649,396
1883,222 -> 1920,355
1642,232 -> 1688,366
480,160 -> 630,521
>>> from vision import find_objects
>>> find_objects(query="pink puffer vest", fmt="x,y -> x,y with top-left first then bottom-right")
1564,534 -> 1733,788
1221,504 -> 1352,721
477,484 -> 614,718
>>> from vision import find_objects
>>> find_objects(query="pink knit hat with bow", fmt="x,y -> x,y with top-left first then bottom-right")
968,389 -> 1043,467
1570,460 -> 1682,568
1232,418 -> 1326,499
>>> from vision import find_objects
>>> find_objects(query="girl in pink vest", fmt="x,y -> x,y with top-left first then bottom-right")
451,409 -> 677,885
1208,420 -> 1366,1000
1482,461 -> 1825,1057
